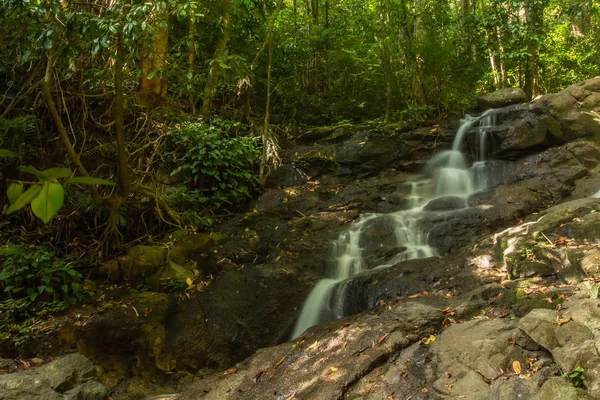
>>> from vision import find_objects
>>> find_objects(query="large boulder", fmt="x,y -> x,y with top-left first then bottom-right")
536,77 -> 600,141
520,299 -> 600,398
477,87 -> 527,111
0,353 -> 108,400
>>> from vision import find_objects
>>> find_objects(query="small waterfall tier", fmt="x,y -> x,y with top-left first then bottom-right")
290,110 -> 499,338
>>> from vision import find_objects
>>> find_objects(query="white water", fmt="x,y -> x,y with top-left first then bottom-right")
290,111 -> 498,338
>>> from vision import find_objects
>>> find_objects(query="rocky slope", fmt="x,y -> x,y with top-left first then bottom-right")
3,78 -> 600,399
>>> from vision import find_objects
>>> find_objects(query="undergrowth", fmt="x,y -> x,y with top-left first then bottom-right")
0,244 -> 93,345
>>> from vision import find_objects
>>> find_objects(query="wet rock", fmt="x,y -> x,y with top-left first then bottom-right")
0,353 -> 108,400
477,87 -> 527,110
423,195 -> 468,211
491,107 -> 564,158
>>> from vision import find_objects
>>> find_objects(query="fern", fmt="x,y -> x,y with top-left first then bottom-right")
82,142 -> 118,159
0,116 -> 40,166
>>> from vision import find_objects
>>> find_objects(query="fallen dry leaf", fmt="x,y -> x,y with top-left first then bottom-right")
275,357 -> 286,368
512,360 -> 522,374
376,332 -> 390,346
307,341 -> 318,351
422,335 -> 436,345
223,367 -> 238,375
442,317 -> 455,329
557,316 -> 572,326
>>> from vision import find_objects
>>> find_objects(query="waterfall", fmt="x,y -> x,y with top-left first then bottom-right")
290,111 -> 498,338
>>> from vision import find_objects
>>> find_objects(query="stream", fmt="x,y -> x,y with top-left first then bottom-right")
291,110 -> 499,338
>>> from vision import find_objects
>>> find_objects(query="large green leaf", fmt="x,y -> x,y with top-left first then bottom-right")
42,167 -> 72,180
7,183 -> 24,204
6,185 -> 42,214
65,177 -> 116,186
30,182 -> 64,223
0,149 -> 18,158
17,165 -> 48,180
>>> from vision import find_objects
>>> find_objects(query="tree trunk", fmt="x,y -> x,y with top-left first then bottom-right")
398,0 -> 426,106
41,34 -> 102,204
380,0 -> 393,123
524,0 -> 543,99
188,9 -> 197,114
202,3 -> 232,118
260,0 -> 282,182
140,4 -> 169,108
496,26 -> 508,87
114,25 -> 130,197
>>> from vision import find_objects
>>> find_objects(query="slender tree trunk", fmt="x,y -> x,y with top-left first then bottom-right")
380,0 -> 393,123
188,10 -> 197,114
261,25 -> 274,183
140,4 -> 169,107
496,26 -> 508,87
524,0 -> 542,99
260,0 -> 282,182
114,25 -> 130,197
202,2 -> 232,118
42,36 -> 102,204
399,0 -> 426,106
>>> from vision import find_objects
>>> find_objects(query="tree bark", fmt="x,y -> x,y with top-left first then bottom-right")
114,25 -> 130,197
202,2 -> 233,118
140,3 -> 169,108
41,35 -> 102,204
380,0 -> 393,123
188,9 -> 197,114
524,0 -> 543,99
398,0 -> 426,106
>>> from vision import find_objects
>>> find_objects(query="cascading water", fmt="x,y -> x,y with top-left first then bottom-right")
290,110 -> 499,338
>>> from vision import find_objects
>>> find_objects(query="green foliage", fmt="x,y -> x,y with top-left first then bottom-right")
0,244 -> 92,344
164,121 -> 260,212
0,244 -> 86,305
394,106 -> 436,125
4,166 -> 115,224
563,365 -> 586,388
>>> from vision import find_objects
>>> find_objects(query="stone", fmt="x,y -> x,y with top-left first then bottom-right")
580,249 -> 600,277
519,309 -> 560,350
0,353 -> 108,400
423,195 -> 468,211
537,77 -> 600,141
539,377 -> 593,400
477,87 -> 527,111
264,165 -> 308,188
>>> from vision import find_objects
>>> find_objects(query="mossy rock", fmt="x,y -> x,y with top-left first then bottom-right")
98,246 -> 167,283
501,289 -> 564,316
294,153 -> 338,177
168,231 -> 227,266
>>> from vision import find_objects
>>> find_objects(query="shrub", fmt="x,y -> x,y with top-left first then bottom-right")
164,121 -> 261,211
0,244 -> 91,343
0,244 -> 88,314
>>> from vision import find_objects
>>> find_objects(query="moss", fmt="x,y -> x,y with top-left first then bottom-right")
294,153 -> 338,174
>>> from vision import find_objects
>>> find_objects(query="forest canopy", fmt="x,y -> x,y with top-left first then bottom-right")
0,0 -> 598,252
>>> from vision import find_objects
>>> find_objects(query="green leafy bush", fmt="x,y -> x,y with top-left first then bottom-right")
0,244 -> 89,316
0,244 -> 93,344
164,121 -> 261,211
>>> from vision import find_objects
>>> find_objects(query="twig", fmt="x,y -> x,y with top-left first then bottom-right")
541,232 -> 554,246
